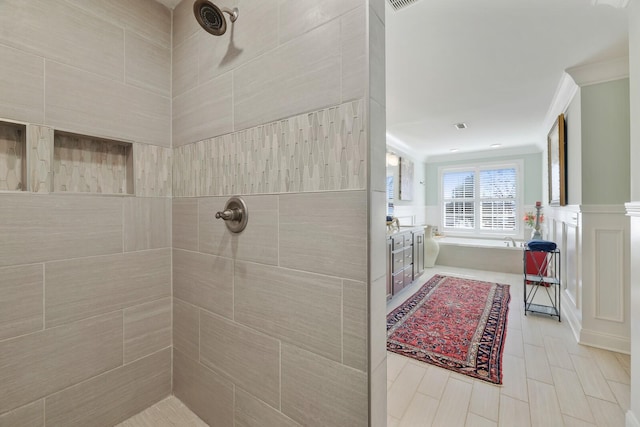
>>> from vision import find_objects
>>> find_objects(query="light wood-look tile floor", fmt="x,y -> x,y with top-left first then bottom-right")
386,266 -> 631,427
118,396 -> 207,427
121,267 -> 630,427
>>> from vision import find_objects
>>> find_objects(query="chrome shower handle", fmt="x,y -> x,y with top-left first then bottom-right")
215,208 -> 241,221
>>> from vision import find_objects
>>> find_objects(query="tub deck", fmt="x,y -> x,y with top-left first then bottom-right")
435,236 -> 524,274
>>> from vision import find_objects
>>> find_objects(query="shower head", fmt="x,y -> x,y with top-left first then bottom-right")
193,0 -> 238,36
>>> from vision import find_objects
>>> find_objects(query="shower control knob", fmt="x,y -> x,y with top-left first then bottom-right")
215,196 -> 248,233
215,209 -> 239,221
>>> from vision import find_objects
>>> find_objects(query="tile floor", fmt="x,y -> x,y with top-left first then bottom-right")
386,266 -> 631,427
117,396 -> 207,427
121,266 -> 631,427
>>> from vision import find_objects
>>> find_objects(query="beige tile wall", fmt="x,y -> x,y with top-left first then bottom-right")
1,0 -> 381,426
0,192 -> 172,423
45,349 -> 171,427
171,0 -> 366,147
0,0 -> 171,147
172,190 -> 370,426
0,264 -> 43,341
0,44 -> 44,124
171,0 -> 373,425
172,349 -> 234,426
234,388 -> 299,427
232,20 -> 342,131
0,1 -> 173,424
368,2 -> 389,425
0,399 -> 43,427
45,249 -> 171,328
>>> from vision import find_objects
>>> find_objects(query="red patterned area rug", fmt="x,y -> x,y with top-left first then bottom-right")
387,274 -> 510,384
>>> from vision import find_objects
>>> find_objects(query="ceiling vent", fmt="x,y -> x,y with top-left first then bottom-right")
453,123 -> 467,130
387,0 -> 421,11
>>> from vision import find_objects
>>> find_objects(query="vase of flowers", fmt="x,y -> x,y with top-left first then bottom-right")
524,202 -> 544,240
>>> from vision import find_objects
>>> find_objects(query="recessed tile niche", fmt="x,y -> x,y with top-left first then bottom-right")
54,131 -> 133,194
0,121 -> 27,191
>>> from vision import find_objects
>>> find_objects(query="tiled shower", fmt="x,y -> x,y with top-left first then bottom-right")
0,0 -> 387,426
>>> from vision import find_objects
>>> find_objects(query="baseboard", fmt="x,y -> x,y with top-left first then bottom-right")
627,410 -> 640,427
561,295 -> 581,342
579,328 -> 631,354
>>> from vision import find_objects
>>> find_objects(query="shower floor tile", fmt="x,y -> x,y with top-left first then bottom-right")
117,396 -> 208,426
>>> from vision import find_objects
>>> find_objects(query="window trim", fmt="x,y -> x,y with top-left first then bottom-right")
438,160 -> 523,237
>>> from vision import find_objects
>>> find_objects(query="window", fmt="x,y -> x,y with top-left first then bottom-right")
441,165 -> 518,234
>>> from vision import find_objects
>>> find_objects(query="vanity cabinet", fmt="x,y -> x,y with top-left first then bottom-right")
386,227 -> 424,299
386,239 -> 393,300
414,229 -> 425,277
391,234 -> 407,295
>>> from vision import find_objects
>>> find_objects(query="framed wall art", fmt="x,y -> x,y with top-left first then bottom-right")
399,156 -> 414,201
548,113 -> 566,206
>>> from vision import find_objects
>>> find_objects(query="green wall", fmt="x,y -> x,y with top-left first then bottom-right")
425,152 -> 543,206
581,78 -> 630,205
565,90 -> 583,205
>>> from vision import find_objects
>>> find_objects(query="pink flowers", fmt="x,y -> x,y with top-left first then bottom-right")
523,212 -> 544,228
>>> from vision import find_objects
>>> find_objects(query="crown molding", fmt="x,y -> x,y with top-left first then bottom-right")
425,144 -> 540,163
543,72 -> 579,137
386,132 -> 421,161
566,56 -> 629,87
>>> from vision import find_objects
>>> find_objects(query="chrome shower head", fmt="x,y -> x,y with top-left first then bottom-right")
193,0 -> 238,36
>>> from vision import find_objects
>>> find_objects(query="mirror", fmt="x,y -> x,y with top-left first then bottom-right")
386,152 -> 399,216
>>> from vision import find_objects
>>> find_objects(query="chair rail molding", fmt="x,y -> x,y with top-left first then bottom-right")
581,204 -> 628,214
625,201 -> 640,216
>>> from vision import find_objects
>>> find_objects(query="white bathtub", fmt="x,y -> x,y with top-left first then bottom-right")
434,236 -> 525,274
436,236 -> 525,248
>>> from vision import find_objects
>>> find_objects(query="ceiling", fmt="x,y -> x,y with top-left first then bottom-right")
385,0 -> 629,161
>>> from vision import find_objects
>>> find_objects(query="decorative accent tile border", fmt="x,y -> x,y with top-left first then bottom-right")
0,122 -> 26,191
27,124 -> 54,193
135,143 -> 172,197
173,99 -> 366,197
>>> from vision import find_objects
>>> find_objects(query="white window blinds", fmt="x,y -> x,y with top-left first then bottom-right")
442,170 -> 475,229
442,166 -> 518,233
479,168 -> 516,231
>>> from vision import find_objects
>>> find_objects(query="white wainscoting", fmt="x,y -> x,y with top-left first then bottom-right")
594,229 -> 625,322
625,203 -> 640,427
546,204 -> 630,354
581,205 -> 630,353
546,205 -> 583,341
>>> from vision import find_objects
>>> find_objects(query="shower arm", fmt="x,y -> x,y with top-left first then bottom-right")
221,7 -> 239,23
